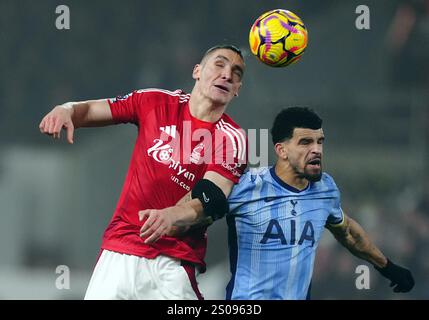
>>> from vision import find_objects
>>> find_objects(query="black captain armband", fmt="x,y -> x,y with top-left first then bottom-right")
191,179 -> 229,222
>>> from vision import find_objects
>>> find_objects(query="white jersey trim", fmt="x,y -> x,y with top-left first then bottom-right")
220,119 -> 246,161
216,121 -> 238,159
135,88 -> 190,102
216,120 -> 246,161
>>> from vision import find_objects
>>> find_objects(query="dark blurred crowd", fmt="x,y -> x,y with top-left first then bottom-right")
0,0 -> 427,299
314,0 -> 429,299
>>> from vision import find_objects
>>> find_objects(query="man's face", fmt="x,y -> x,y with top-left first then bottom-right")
284,128 -> 324,182
192,48 -> 244,105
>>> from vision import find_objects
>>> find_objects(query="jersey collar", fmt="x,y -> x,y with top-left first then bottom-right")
184,103 -> 219,130
269,166 -> 311,193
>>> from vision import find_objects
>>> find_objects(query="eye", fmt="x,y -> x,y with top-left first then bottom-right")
233,70 -> 242,80
299,139 -> 311,145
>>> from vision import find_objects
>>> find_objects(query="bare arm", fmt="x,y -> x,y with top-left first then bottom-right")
39,99 -> 114,144
173,171 -> 233,225
326,214 -> 387,268
327,213 -> 415,292
139,171 -> 234,243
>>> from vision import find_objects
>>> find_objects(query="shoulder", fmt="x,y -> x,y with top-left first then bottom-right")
214,114 -> 247,162
230,167 -> 270,196
134,88 -> 190,104
247,166 -> 270,180
215,114 -> 246,142
219,113 -> 245,131
320,172 -> 335,184
311,172 -> 341,195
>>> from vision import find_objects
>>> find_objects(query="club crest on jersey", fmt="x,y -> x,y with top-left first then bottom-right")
190,143 -> 205,164
147,139 -> 173,164
290,200 -> 298,216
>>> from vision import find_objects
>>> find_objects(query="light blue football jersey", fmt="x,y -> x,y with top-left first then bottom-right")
226,166 -> 344,300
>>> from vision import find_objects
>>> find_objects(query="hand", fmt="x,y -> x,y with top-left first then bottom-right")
168,225 -> 191,237
39,104 -> 75,144
139,207 -> 178,244
375,259 -> 415,293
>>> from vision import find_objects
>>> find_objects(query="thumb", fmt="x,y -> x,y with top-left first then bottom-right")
65,122 -> 74,144
139,210 -> 150,221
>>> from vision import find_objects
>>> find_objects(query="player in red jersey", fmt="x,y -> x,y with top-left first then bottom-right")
39,45 -> 247,299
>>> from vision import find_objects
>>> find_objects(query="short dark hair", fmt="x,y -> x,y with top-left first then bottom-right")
202,44 -> 244,62
271,107 -> 323,144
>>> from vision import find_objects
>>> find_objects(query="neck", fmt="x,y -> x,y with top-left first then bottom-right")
274,162 -> 309,191
188,88 -> 227,123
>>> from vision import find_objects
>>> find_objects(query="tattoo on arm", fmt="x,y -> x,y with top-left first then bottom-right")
188,216 -> 214,230
176,192 -> 192,205
328,217 -> 387,268
174,192 -> 213,228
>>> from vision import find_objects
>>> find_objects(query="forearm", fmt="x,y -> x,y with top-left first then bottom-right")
139,198 -> 206,242
337,218 -> 387,268
175,193 -> 212,227
140,175 -> 232,243
174,198 -> 210,227
61,100 -> 112,128
329,215 -> 414,293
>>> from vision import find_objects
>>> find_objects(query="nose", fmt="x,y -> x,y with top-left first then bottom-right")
311,143 -> 322,156
221,67 -> 233,82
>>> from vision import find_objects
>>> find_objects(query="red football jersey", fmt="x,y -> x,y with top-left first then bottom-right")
101,88 -> 247,271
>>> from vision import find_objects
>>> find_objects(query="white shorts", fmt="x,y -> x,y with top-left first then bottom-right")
84,250 -> 203,300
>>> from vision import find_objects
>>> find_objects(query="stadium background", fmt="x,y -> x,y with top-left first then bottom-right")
0,0 -> 427,299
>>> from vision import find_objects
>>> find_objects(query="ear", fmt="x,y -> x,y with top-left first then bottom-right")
234,83 -> 243,97
192,64 -> 201,80
274,142 -> 288,160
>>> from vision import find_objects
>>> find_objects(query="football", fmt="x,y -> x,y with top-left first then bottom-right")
249,9 -> 308,67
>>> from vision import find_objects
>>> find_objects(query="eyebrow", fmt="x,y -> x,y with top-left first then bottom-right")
214,55 -> 244,76
297,137 -> 313,143
297,136 -> 325,142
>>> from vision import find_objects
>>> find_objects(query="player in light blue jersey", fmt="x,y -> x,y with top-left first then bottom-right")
226,168 -> 342,299
140,107 -> 415,300
226,107 -> 414,300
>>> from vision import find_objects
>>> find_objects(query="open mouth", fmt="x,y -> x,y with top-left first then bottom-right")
214,84 -> 230,93
307,158 -> 321,167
